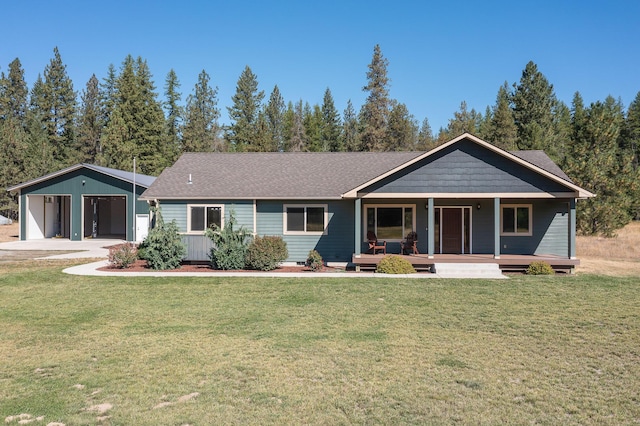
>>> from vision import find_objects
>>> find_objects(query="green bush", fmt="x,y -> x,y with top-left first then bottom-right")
206,209 -> 252,270
376,255 -> 416,274
108,243 -> 137,269
245,235 -> 288,271
138,209 -> 186,270
526,261 -> 555,275
306,250 -> 324,271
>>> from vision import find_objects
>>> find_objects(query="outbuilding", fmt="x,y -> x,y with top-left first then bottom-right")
7,164 -> 155,242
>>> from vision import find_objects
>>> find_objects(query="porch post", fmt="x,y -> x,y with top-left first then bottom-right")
427,197 -> 434,259
494,197 -> 501,259
569,198 -> 576,259
354,198 -> 361,256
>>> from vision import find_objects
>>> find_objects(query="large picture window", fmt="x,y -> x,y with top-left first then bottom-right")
501,204 -> 532,236
187,205 -> 223,233
365,205 -> 415,240
284,204 -> 328,235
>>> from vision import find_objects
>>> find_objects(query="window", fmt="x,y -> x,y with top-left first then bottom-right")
284,205 -> 328,234
187,205 -> 222,233
365,205 -> 415,240
501,204 -> 532,236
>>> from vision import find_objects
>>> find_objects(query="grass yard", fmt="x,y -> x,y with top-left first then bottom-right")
1,262 -> 639,425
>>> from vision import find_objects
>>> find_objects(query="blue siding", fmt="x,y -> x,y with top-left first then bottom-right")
159,200 -> 254,261
367,139 -> 569,195
257,200 -> 355,263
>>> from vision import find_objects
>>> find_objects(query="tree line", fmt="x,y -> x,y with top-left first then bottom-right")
1,45 -> 638,235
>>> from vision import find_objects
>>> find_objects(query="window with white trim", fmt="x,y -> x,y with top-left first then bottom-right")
501,204 -> 532,236
187,205 -> 223,233
365,205 -> 415,240
283,204 -> 328,235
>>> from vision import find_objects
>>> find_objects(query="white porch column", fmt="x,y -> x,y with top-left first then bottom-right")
494,197 -> 501,259
569,199 -> 576,259
354,198 -> 362,256
427,197 -> 434,259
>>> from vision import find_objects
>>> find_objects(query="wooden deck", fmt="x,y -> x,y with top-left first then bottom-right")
352,253 -> 580,273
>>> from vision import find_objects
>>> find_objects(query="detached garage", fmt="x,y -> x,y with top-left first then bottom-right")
7,164 -> 155,242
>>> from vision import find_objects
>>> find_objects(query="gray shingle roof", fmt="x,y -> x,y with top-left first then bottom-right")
140,152 -> 423,200
508,151 -> 573,183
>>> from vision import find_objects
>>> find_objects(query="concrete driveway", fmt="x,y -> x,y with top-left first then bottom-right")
0,239 -> 122,259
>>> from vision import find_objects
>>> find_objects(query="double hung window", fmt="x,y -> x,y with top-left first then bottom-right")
284,205 -> 327,234
501,204 -> 532,236
188,205 -> 222,233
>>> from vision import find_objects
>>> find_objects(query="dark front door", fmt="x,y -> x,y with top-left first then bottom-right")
442,208 -> 463,254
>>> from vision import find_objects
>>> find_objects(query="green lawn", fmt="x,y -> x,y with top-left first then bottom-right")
1,263 -> 639,425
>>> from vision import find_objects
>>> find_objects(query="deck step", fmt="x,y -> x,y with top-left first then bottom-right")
432,262 -> 505,279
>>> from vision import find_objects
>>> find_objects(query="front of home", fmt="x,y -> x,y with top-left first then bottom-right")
140,133 -> 594,269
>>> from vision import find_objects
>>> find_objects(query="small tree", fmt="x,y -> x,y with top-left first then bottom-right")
138,208 -> 186,270
206,209 -> 252,270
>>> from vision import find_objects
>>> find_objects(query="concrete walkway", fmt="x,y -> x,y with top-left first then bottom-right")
0,238 -> 507,279
0,238 -> 122,259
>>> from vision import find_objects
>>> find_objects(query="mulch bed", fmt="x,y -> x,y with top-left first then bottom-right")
99,259 -> 343,273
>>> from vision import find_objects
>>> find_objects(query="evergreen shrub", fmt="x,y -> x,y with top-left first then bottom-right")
376,255 -> 416,274
306,250 -> 324,271
108,243 -> 137,269
138,209 -> 186,270
206,209 -> 252,270
245,235 -> 288,271
526,261 -> 555,275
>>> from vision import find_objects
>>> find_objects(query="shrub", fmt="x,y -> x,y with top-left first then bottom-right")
138,209 -> 186,270
206,209 -> 252,270
526,261 -> 555,275
376,255 -> 416,274
108,243 -> 137,269
306,250 -> 324,271
245,236 -> 288,271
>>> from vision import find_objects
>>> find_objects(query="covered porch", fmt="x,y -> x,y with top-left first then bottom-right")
352,253 -> 580,273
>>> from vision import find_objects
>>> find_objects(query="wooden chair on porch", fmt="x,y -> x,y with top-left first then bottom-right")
401,231 -> 419,255
367,231 -> 386,254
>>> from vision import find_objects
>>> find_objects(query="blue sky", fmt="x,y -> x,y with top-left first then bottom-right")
3,0 -> 639,132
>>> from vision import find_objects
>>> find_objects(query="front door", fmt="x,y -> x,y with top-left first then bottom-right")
435,207 -> 471,254
442,208 -> 463,253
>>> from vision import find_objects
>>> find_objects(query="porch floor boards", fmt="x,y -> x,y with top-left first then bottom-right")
352,253 -> 579,272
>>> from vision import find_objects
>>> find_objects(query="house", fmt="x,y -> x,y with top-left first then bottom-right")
140,133 -> 594,271
7,164 -> 155,242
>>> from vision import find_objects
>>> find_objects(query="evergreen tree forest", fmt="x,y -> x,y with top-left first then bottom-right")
1,46 -> 638,235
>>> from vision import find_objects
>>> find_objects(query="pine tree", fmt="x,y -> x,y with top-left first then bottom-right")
26,75 -> 54,176
564,96 -> 632,235
621,91 -> 640,219
416,117 -> 435,151
164,69 -> 182,158
360,44 -> 391,151
286,100 -> 306,152
512,61 -> 560,159
100,55 -> 169,175
488,82 -> 517,150
343,99 -> 360,151
442,101 -> 480,139
226,66 -> 264,152
321,88 -> 343,151
264,85 -> 285,152
0,58 -> 28,121
41,47 -> 77,168
303,103 -> 323,152
76,74 -> 102,163
182,70 -> 222,152
386,102 -> 417,151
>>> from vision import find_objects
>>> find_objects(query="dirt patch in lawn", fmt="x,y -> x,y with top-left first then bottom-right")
0,222 -> 18,242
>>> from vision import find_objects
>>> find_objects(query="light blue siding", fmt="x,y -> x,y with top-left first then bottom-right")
159,200 -> 254,261
256,200 -> 355,263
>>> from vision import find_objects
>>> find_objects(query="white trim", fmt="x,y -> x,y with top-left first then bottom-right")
253,199 -> 257,235
363,204 -> 416,242
283,204 -> 328,235
358,192 -> 580,199
341,133 -> 595,199
500,204 -> 533,236
186,204 -> 224,234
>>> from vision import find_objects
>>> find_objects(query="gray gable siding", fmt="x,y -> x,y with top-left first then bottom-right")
365,139 -> 570,195
256,200 -> 355,263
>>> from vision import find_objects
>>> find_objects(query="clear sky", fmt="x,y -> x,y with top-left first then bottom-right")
2,0 -> 639,132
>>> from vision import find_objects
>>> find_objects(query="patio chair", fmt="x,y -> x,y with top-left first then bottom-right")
401,231 -> 419,255
367,231 -> 386,254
